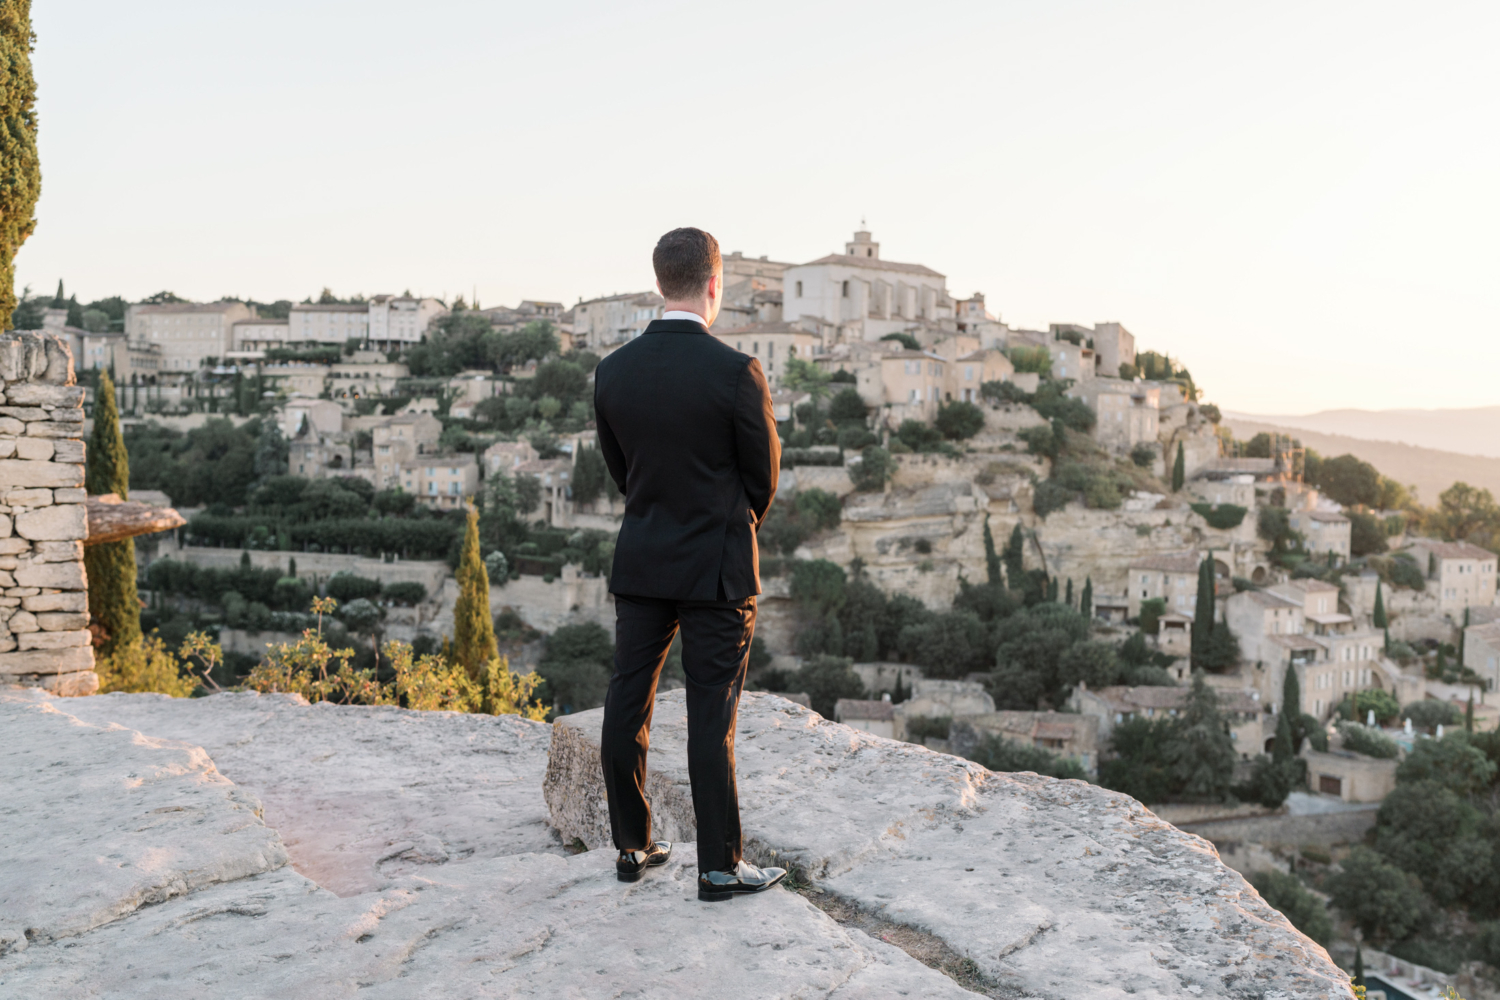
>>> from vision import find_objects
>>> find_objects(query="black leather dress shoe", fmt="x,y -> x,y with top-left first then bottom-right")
697,860 -> 788,902
616,841 -> 672,882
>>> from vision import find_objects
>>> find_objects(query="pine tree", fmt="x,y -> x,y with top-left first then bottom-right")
982,517 -> 1002,586
1191,554 -> 1215,666
1282,664 -> 1304,753
1065,578 -> 1074,608
0,2 -> 40,331
1171,442 -> 1185,492
1166,672 -> 1237,801
450,505 -> 497,682
83,369 -> 141,656
1080,577 -> 1093,619
1372,580 -> 1386,629
1003,523 -> 1025,584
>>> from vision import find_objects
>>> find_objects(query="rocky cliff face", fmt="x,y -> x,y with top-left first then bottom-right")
2,686 -> 1351,999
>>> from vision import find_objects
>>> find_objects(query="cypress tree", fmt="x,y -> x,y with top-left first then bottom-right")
1383,626 -> 1390,653
84,369 -> 141,656
450,505 -> 497,682
1003,523 -> 1025,584
1080,577 -> 1093,619
1171,441 -> 1185,492
1065,578 -> 1074,608
1352,945 -> 1364,989
1282,665 -> 1303,753
1191,554 -> 1215,666
1372,580 -> 1386,629
982,517 -> 1002,586
289,556 -> 297,578
0,1 -> 40,331
240,550 -> 251,571
1466,690 -> 1475,733
1272,709 -> 1294,766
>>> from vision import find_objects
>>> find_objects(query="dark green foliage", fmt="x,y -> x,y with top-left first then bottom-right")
1235,752 -> 1295,809
570,446 -> 607,505
935,401 -> 984,440
1166,673 -> 1237,802
895,420 -> 946,453
1397,733 -> 1496,795
1336,722 -> 1399,759
127,418 -> 263,508
1334,687 -> 1400,726
827,388 -> 868,424
798,655 -> 868,717
326,573 -> 381,603
1375,781 -> 1489,909
1197,620 -> 1241,672
1310,453 -> 1382,508
1257,507 -> 1304,561
896,610 -> 991,679
903,715 -> 951,744
537,621 -> 614,715
982,518 -> 1002,586
790,559 -> 846,616
1003,523 -> 1025,583
1030,381 -> 1095,432
1129,443 -> 1156,468
780,447 -> 843,468
1248,871 -> 1333,945
966,734 -> 1087,780
795,488 -> 843,531
1006,345 -> 1051,374
1188,503 -> 1247,530
0,0 -> 39,330
405,316 -> 559,377
1138,598 -> 1166,635
879,332 -> 920,351
989,603 -> 1092,709
451,507 -> 497,681
1099,716 -> 1178,804
1348,509 -> 1389,556
381,581 -> 427,606
1325,846 -> 1431,943
1080,577 -> 1093,618
850,445 -> 894,492
1030,479 -> 1070,517
1190,557 -> 1214,666
1372,580 -> 1387,628
1171,442 -> 1185,492
86,369 -> 140,654
1401,699 -> 1463,733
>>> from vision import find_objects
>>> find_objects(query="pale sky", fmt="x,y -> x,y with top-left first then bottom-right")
21,1 -> 1499,414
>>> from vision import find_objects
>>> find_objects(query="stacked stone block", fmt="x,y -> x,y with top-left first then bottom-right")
0,332 -> 97,696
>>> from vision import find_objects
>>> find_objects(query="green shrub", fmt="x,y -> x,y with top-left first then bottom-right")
1336,722 -> 1400,759
780,447 -> 843,467
895,420 -> 945,453
966,733 -> 1087,780
327,572 -> 381,603
850,446 -> 894,492
935,401 -> 985,440
799,654 -> 868,717
1334,688 -> 1401,726
904,715 -> 952,744
381,581 -> 427,606
1007,345 -> 1051,374
1130,443 -> 1156,467
1189,503 -> 1248,529
1401,700 -> 1462,732
795,488 -> 843,531
1248,870 -> 1332,945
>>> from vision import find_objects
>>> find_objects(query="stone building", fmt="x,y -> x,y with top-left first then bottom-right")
1288,509 -> 1351,561
834,697 -> 896,739
948,711 -> 1101,774
1091,322 -> 1136,378
373,413 -> 442,489
781,230 -> 952,342
125,300 -> 253,372
1125,550 -> 1202,619
1464,621 -> 1500,693
711,322 -> 822,389
367,296 -> 447,350
1069,683 -> 1264,760
570,292 -> 663,354
949,348 -> 1013,403
1302,747 -> 1397,803
514,457 -> 572,527
231,317 -> 290,352
483,439 -> 539,478
0,332 -> 96,695
1401,538 -> 1498,616
1068,379 -> 1160,455
400,454 -> 480,507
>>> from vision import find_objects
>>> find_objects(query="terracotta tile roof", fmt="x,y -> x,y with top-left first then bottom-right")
797,254 -> 944,278
1407,539 -> 1497,561
1128,552 -> 1200,573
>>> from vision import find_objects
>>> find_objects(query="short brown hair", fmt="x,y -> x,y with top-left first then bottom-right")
653,227 -> 721,300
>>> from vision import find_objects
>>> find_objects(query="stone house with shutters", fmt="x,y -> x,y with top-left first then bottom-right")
1401,539 -> 1498,616
712,322 -> 822,390
1125,551 -> 1203,619
400,453 -> 479,508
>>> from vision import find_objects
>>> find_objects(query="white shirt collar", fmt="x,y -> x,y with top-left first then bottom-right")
661,310 -> 708,327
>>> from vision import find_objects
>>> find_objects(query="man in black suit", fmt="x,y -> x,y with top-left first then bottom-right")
594,227 -> 787,902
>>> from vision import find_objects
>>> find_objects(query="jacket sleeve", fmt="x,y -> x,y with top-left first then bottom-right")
734,357 -> 780,526
594,376 -> 628,496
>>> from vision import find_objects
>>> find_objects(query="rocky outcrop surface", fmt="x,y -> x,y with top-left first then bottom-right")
0,331 -> 96,695
547,691 -> 1354,998
0,691 -> 286,952
57,689 -> 563,895
0,688 -> 977,998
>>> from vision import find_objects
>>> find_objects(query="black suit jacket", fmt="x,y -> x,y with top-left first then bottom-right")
594,318 -> 780,601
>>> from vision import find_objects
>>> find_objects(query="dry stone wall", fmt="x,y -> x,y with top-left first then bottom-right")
0,332 -> 96,696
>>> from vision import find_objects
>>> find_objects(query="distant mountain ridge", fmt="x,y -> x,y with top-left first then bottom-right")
1222,406 -> 1500,460
1221,417 -> 1500,504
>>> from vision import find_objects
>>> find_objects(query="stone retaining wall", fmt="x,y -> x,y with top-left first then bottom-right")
0,332 -> 96,695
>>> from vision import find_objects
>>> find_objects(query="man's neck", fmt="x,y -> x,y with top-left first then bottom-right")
661,308 -> 708,327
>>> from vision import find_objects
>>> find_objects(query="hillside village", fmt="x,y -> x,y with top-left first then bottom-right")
16,228 -> 1500,984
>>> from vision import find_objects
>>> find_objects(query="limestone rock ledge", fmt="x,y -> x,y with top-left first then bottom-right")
546,691 -> 1353,998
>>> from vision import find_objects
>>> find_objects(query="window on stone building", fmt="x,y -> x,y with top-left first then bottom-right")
841,281 -> 849,298
795,281 -> 802,297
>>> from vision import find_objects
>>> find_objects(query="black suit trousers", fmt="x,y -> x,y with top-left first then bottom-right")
600,592 -> 756,874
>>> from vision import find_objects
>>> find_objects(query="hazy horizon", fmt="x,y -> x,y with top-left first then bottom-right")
19,1 -> 1499,414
